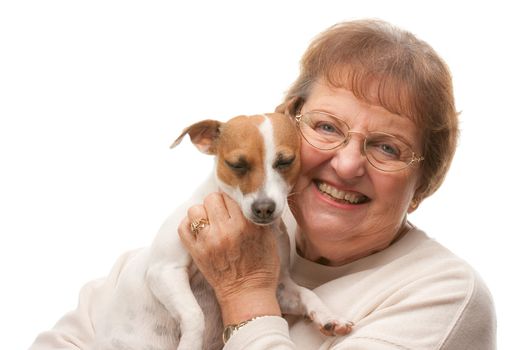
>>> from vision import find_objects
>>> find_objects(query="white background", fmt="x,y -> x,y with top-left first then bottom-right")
1,1 -> 523,349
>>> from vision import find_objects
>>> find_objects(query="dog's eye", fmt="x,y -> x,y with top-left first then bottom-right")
274,155 -> 295,170
225,159 -> 250,176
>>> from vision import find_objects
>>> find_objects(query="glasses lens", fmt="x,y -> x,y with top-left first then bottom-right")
299,112 -> 348,150
364,132 -> 414,171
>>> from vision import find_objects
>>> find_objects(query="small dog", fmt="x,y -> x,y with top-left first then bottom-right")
89,112 -> 352,350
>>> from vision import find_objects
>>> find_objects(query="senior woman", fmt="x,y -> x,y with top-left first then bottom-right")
29,19 -> 496,350
179,19 -> 496,349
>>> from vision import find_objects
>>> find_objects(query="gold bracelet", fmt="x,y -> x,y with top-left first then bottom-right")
222,315 -> 274,344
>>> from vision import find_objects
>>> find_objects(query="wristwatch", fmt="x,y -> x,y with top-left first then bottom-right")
222,315 -> 273,344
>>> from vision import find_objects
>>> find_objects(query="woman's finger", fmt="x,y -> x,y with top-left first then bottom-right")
203,192 -> 231,226
202,192 -> 248,240
221,192 -> 244,222
178,204 -> 210,247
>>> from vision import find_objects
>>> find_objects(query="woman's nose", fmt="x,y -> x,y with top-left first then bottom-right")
330,138 -> 367,178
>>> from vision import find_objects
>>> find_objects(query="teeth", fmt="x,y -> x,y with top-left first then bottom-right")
317,182 -> 367,204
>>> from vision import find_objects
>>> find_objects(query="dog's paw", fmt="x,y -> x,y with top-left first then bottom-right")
307,312 -> 354,336
320,320 -> 354,336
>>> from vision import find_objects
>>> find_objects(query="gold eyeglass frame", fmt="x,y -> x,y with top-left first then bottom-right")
295,111 -> 425,172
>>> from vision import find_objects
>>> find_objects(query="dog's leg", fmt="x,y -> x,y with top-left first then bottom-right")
147,252 -> 205,350
274,223 -> 353,336
277,273 -> 353,336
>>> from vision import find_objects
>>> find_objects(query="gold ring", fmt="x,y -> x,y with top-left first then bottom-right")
190,218 -> 209,236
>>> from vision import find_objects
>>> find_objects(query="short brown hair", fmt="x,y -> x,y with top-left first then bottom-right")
278,19 -> 459,203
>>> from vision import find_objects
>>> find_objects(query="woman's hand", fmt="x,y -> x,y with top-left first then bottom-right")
178,192 -> 282,324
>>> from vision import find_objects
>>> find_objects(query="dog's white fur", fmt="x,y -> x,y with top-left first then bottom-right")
89,114 -> 350,350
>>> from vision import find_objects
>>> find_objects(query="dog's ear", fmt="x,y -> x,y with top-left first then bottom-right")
170,120 -> 222,154
274,96 -> 304,117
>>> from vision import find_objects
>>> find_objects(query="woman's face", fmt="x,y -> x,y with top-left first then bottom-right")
290,81 -> 423,265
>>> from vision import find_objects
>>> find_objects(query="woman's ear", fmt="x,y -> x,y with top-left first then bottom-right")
408,171 -> 428,213
408,198 -> 419,213
408,186 -> 426,213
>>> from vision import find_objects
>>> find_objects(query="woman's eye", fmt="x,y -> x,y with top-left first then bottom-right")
315,122 -> 339,134
369,141 -> 401,159
366,132 -> 410,159
380,143 -> 399,156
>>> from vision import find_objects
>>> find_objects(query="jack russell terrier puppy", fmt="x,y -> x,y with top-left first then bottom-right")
89,112 -> 353,350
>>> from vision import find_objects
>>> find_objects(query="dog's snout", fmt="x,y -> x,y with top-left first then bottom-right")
251,199 -> 276,221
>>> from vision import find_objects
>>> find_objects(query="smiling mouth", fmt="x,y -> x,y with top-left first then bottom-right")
315,181 -> 370,204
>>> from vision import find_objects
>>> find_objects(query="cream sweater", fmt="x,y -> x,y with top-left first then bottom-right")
29,226 -> 496,349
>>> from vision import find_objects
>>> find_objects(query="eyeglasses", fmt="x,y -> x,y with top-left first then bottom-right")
295,111 -> 424,172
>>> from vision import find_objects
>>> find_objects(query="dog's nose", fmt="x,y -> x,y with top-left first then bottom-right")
251,199 -> 276,221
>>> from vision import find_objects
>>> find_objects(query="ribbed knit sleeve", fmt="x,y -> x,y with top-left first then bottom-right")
224,316 -> 295,349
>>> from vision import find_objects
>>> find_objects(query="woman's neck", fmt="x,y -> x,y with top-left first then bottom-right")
296,221 -> 413,266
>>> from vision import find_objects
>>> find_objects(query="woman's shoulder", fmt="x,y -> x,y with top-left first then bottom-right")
401,226 -> 484,280
294,227 -> 496,350
310,224 -> 495,329
378,226 -> 489,295
403,226 -> 497,348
